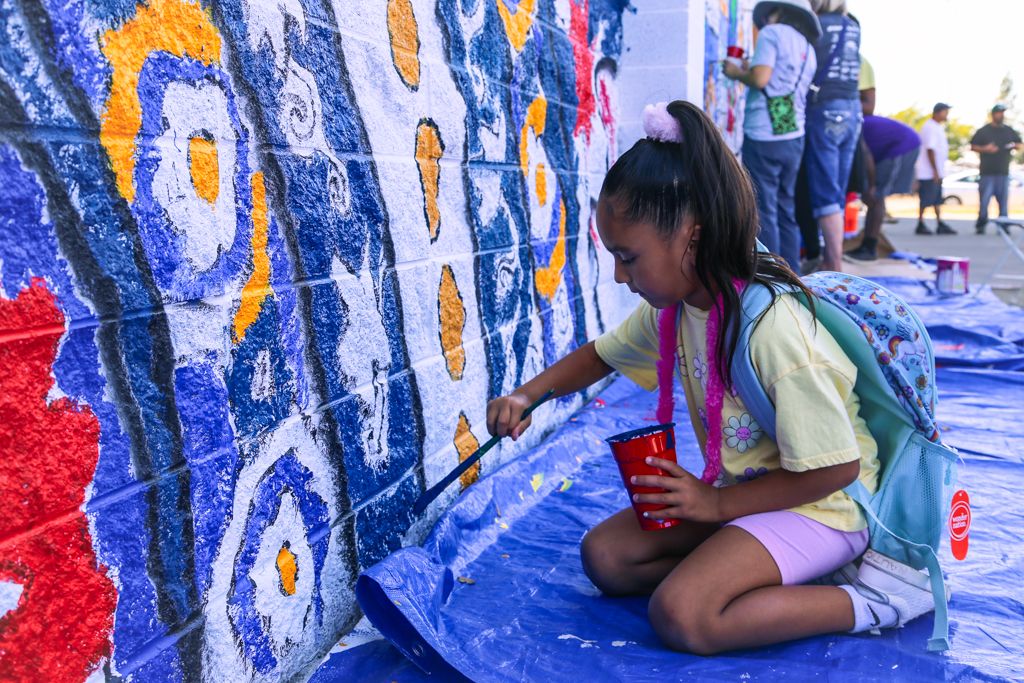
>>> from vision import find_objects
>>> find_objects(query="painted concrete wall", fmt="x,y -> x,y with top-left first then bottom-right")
0,0 -> 708,680
703,0 -> 755,153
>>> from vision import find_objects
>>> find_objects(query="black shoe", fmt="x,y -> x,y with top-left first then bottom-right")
846,244 -> 878,262
976,220 -> 987,235
936,222 -> 957,235
915,221 -> 933,235
799,256 -> 823,275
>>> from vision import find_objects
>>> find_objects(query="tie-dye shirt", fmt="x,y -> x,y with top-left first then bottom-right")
595,293 -> 879,531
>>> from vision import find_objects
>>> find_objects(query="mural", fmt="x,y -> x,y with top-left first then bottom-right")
704,0 -> 754,152
0,0 -> 635,680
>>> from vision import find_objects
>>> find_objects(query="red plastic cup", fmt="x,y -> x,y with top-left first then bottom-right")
606,423 -> 680,531
725,45 -> 745,69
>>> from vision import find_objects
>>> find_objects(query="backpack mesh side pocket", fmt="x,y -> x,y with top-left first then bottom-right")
868,432 -> 958,568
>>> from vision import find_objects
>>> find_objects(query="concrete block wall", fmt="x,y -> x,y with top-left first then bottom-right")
0,0 -> 711,681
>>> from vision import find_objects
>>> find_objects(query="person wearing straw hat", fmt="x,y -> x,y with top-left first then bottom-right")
723,0 -> 821,272
797,0 -> 863,272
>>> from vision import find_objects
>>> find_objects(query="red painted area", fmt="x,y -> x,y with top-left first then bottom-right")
0,279 -> 116,682
570,0 -> 595,141
597,74 -> 616,162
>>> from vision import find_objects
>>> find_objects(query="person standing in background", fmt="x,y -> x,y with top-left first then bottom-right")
914,103 -> 956,235
970,104 -> 1023,234
725,0 -> 820,271
795,50 -> 869,273
802,0 -> 862,272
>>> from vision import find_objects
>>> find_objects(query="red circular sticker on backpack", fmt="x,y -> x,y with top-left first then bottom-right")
948,490 -> 970,560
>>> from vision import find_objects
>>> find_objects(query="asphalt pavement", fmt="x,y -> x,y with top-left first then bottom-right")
843,216 -> 1024,306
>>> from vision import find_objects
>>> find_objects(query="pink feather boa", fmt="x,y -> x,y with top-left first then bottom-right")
655,305 -> 678,426
656,280 -> 746,485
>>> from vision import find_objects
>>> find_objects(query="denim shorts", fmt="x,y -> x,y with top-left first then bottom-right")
804,98 -> 863,218
875,147 -> 919,200
918,178 -> 943,208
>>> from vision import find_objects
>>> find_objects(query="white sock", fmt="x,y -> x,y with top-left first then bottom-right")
839,584 -> 898,633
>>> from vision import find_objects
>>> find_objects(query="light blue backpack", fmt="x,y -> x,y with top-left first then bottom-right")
731,271 -> 958,651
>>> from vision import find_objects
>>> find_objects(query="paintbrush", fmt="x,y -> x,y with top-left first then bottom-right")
412,389 -> 555,516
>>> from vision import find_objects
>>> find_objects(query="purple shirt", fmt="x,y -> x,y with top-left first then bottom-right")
862,115 -> 920,162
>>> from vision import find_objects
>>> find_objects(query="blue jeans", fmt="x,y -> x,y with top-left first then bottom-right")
804,98 -> 862,218
978,174 -> 1010,225
742,136 -> 805,271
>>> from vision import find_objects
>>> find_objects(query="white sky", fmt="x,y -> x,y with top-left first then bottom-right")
852,0 -> 1024,128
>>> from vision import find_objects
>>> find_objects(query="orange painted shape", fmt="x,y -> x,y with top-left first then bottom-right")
188,135 -> 219,206
233,173 -> 273,343
519,95 -> 547,176
276,543 -> 297,596
416,120 -> 444,241
535,162 -> 547,207
387,0 -> 421,89
438,264 -> 466,380
496,0 -> 537,52
455,412 -> 481,489
100,0 -> 222,203
535,199 -> 566,301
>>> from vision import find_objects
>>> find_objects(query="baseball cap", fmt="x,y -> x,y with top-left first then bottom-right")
933,102 -> 952,113
992,104 -> 1008,113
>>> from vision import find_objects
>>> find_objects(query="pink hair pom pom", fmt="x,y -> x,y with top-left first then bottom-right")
642,102 -> 683,143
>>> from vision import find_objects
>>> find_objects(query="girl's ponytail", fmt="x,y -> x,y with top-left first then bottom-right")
603,100 -> 812,388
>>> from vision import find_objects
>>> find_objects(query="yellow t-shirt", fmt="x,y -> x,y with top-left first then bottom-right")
594,294 -> 880,531
858,57 -> 875,92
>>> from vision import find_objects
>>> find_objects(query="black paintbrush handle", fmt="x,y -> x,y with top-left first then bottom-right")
412,389 -> 555,516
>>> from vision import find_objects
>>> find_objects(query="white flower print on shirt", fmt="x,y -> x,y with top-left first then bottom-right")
691,353 -> 707,389
723,413 -> 763,453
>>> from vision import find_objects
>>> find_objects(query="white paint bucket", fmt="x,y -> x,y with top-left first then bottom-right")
936,257 -> 969,295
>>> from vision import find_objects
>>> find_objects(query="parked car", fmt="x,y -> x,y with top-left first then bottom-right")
941,169 -> 1024,205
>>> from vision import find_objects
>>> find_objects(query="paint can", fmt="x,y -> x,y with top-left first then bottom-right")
843,192 -> 860,236
936,257 -> 969,295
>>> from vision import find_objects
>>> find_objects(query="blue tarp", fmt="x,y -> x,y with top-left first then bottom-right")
313,280 -> 1024,682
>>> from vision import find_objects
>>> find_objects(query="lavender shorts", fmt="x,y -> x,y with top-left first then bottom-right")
727,510 -> 869,585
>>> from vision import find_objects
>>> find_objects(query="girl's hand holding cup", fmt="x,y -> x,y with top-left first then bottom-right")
631,457 -> 723,524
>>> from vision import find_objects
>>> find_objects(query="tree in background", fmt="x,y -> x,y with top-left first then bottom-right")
889,106 -> 974,163
997,73 -> 1024,165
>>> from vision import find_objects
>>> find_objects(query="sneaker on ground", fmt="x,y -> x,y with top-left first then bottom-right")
853,549 -> 943,628
845,245 -> 878,262
915,221 -> 933,235
936,222 -> 957,235
976,221 -> 987,235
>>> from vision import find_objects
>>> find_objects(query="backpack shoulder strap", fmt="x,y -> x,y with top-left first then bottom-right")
730,282 -> 798,443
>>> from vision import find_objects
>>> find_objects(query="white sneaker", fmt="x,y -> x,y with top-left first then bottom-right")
853,550 -> 945,628
810,560 -> 859,586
